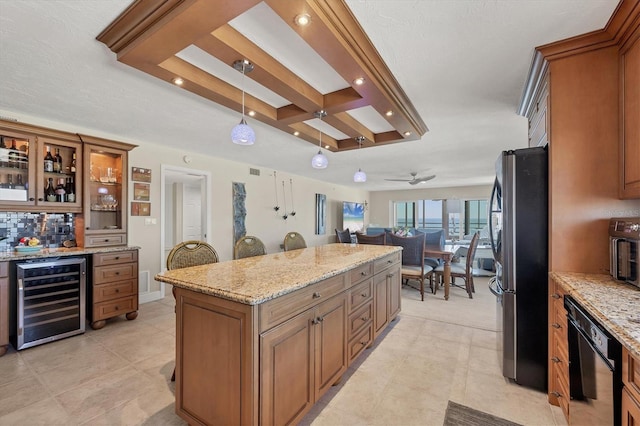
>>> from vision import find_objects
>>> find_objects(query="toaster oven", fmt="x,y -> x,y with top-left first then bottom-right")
609,217 -> 639,288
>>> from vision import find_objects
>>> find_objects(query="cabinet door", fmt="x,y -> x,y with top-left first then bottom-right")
314,294 -> 347,398
387,265 -> 401,321
260,310 -> 315,426
622,387 -> 640,426
620,32 -> 640,199
36,136 -> 82,212
82,144 -> 128,244
0,263 -> 8,356
373,271 -> 389,339
0,130 -> 36,208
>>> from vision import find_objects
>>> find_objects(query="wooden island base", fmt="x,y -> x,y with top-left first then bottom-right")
166,246 -> 402,425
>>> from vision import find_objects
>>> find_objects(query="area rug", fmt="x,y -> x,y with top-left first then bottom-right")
443,401 -> 522,426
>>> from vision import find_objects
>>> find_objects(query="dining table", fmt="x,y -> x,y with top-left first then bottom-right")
424,244 -> 455,300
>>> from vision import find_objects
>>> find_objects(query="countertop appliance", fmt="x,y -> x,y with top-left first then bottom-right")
565,295 -> 621,425
10,256 -> 86,350
488,146 -> 548,391
609,217 -> 639,288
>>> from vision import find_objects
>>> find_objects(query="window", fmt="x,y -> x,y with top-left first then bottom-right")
464,199 -> 488,236
416,200 -> 443,230
394,202 -> 414,227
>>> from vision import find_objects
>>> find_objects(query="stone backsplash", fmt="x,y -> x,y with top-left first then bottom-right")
0,212 -> 75,251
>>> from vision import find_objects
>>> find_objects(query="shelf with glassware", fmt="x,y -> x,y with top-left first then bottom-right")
78,142 -> 130,247
0,127 -> 82,212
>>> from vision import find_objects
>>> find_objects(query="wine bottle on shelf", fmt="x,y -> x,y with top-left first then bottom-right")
44,146 -> 54,172
45,177 -> 56,201
54,148 -> 63,173
55,178 -> 66,202
7,174 -> 14,189
70,152 -> 77,173
66,177 -> 76,202
15,174 -> 25,190
8,139 -> 18,168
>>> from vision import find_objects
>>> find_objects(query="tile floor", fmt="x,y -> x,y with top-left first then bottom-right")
0,276 -> 566,425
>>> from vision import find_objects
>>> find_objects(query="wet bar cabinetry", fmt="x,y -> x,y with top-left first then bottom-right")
548,277 -> 569,420
0,120 -> 82,212
619,21 -> 640,199
622,348 -> 640,426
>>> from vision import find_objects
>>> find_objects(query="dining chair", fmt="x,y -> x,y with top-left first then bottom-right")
166,240 -> 219,381
433,232 -> 479,298
234,235 -> 267,259
356,232 -> 386,245
388,233 -> 432,301
335,228 -> 351,243
283,232 -> 307,251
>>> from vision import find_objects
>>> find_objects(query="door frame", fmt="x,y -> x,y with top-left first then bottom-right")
158,164 -> 212,298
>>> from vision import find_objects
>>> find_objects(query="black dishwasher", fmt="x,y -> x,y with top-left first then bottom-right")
565,296 -> 622,426
10,257 -> 86,350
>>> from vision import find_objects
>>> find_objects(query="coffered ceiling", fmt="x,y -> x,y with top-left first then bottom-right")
0,1 -> 619,190
97,0 -> 427,153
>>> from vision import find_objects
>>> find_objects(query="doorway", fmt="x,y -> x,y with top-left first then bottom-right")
158,164 -> 211,298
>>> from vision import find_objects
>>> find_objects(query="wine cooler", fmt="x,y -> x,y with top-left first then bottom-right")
12,257 -> 86,350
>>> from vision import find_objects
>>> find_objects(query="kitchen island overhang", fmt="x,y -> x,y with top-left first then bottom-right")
155,243 -> 403,425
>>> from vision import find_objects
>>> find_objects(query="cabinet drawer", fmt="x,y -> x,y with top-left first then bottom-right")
348,302 -> 372,339
0,262 -> 7,277
623,347 -> 640,404
93,295 -> 137,321
259,274 -> 347,333
374,252 -> 401,274
93,263 -> 137,284
551,337 -> 569,382
350,263 -> 372,284
348,322 -> 372,364
349,279 -> 372,312
551,306 -> 567,335
93,279 -> 137,303
86,233 -> 126,247
554,367 -> 570,419
93,250 -> 138,266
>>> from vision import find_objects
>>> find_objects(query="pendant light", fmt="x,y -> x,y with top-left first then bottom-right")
353,136 -> 367,182
311,110 -> 328,169
230,59 -> 255,145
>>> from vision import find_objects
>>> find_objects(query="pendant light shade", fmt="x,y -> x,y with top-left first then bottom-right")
353,136 -> 366,182
231,59 -> 255,145
311,110 -> 328,169
353,168 -> 367,182
231,118 -> 255,145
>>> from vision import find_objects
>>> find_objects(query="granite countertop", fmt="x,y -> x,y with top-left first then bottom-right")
0,245 -> 141,261
551,272 -> 640,358
155,243 -> 402,305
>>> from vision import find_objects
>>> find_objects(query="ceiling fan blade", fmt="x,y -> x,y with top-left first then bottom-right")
384,178 -> 411,182
409,175 -> 436,185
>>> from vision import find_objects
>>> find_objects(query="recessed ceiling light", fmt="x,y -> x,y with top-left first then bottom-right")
294,13 -> 311,26
293,131 -> 300,136
353,77 -> 365,86
385,110 -> 393,117
404,131 -> 411,136
325,145 -> 330,149
172,77 -> 184,86
248,110 -> 256,117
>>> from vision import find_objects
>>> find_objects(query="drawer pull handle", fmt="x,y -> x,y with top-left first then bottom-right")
361,293 -> 367,297
312,317 -> 323,325
551,356 -> 560,363
361,317 -> 368,322
387,273 -> 394,278
115,289 -> 120,293
360,341 -> 367,346
115,306 -> 119,310
115,272 -> 120,275
387,260 -> 393,263
115,256 -> 120,260
104,239 -> 109,242
550,391 -> 562,398
361,271 -> 367,276
551,293 -> 561,299
551,323 -> 561,329
312,292 -> 321,299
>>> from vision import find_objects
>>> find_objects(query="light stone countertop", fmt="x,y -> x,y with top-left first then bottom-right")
0,245 -> 140,261
155,243 -> 402,305
551,272 -> 640,358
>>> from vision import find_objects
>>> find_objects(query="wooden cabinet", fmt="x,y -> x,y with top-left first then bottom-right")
623,347 -> 640,425
0,262 -> 8,357
88,250 -> 139,329
373,252 -> 401,339
78,138 -> 135,247
527,65 -> 550,148
0,120 -> 82,212
619,25 -> 640,199
347,278 -> 373,364
260,294 -> 347,426
548,277 -> 569,421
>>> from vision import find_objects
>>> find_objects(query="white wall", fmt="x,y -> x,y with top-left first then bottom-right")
128,140 -> 369,295
368,185 -> 493,228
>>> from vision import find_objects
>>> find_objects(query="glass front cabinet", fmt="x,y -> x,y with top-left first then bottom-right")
0,125 -> 82,212
80,141 -> 130,247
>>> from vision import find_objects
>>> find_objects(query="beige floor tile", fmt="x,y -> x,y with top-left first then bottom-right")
0,350 -> 31,387
0,376 -> 51,418
0,397 -> 72,426
18,334 -> 101,374
95,326 -> 174,365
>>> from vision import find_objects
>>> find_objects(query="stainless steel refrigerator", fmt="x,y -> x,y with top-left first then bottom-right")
488,146 -> 548,391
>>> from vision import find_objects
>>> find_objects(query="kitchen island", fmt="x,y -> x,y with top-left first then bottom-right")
155,243 -> 402,426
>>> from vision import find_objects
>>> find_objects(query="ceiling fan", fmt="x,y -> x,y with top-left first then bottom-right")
384,172 -> 436,185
